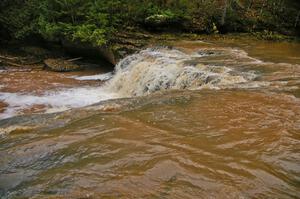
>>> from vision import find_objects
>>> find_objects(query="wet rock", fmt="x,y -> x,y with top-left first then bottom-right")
0,125 -> 36,136
0,101 -> 8,114
197,50 -> 219,56
44,58 -> 82,72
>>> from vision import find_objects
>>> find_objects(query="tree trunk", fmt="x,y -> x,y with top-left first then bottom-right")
221,0 -> 228,26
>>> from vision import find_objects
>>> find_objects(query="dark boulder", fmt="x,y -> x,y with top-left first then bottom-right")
44,58 -> 82,72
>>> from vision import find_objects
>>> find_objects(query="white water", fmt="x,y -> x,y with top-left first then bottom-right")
0,47 -> 261,119
105,48 -> 257,96
71,72 -> 113,81
0,87 -> 118,119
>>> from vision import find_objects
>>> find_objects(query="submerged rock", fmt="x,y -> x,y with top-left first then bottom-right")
44,58 -> 82,72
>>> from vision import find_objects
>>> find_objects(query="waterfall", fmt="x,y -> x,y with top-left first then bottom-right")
104,47 -> 257,96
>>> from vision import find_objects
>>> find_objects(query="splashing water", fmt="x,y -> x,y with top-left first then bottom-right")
1,40 -> 300,199
105,48 -> 257,96
71,72 -> 113,81
0,47 -> 261,119
0,87 -> 118,119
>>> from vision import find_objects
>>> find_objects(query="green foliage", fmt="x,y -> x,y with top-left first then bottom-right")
0,0 -> 116,45
0,0 -> 299,44
36,0 -> 112,45
0,0 -> 40,38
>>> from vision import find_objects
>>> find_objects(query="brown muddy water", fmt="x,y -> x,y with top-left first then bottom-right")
0,39 -> 300,198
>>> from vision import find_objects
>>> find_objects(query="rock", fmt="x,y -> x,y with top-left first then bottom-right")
144,14 -> 185,31
59,30 -> 154,65
145,14 -> 170,27
44,58 -> 82,72
145,14 -> 168,25
62,39 -> 117,65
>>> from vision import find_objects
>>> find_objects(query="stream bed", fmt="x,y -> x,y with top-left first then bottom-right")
0,39 -> 300,198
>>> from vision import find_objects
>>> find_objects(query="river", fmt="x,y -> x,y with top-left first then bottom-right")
0,38 -> 300,198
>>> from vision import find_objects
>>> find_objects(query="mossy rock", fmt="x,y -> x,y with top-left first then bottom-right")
44,58 -> 82,72
145,14 -> 170,27
144,13 -> 183,29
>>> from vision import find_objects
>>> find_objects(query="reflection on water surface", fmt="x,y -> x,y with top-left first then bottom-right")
0,39 -> 300,198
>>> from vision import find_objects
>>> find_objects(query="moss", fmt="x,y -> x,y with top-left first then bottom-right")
252,31 -> 296,41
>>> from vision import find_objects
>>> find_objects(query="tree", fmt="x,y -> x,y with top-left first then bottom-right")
221,0 -> 228,26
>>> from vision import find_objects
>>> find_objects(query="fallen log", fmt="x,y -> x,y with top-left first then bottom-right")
67,57 -> 82,62
0,55 -> 19,61
4,61 -> 24,67
20,60 -> 43,65
0,58 -> 43,68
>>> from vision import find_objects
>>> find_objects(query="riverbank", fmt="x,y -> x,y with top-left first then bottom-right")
1,0 -> 300,47
1,31 -> 299,72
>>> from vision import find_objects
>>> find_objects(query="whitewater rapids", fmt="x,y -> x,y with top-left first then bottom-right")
0,47 -> 262,119
105,47 -> 257,96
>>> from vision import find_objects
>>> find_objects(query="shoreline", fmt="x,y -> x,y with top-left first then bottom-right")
1,31 -> 299,71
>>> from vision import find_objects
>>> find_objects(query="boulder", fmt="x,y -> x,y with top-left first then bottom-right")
61,39 -> 117,65
44,58 -> 82,72
144,14 -> 185,31
145,14 -> 170,27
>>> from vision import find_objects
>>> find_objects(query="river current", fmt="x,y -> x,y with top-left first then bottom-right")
0,39 -> 300,198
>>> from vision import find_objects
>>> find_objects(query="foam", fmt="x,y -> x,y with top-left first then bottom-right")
0,87 -> 118,119
72,72 -> 113,81
0,47 -> 265,119
104,48 -> 257,96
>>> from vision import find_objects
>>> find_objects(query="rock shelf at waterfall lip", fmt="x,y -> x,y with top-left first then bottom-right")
44,58 -> 83,72
105,47 -> 261,97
